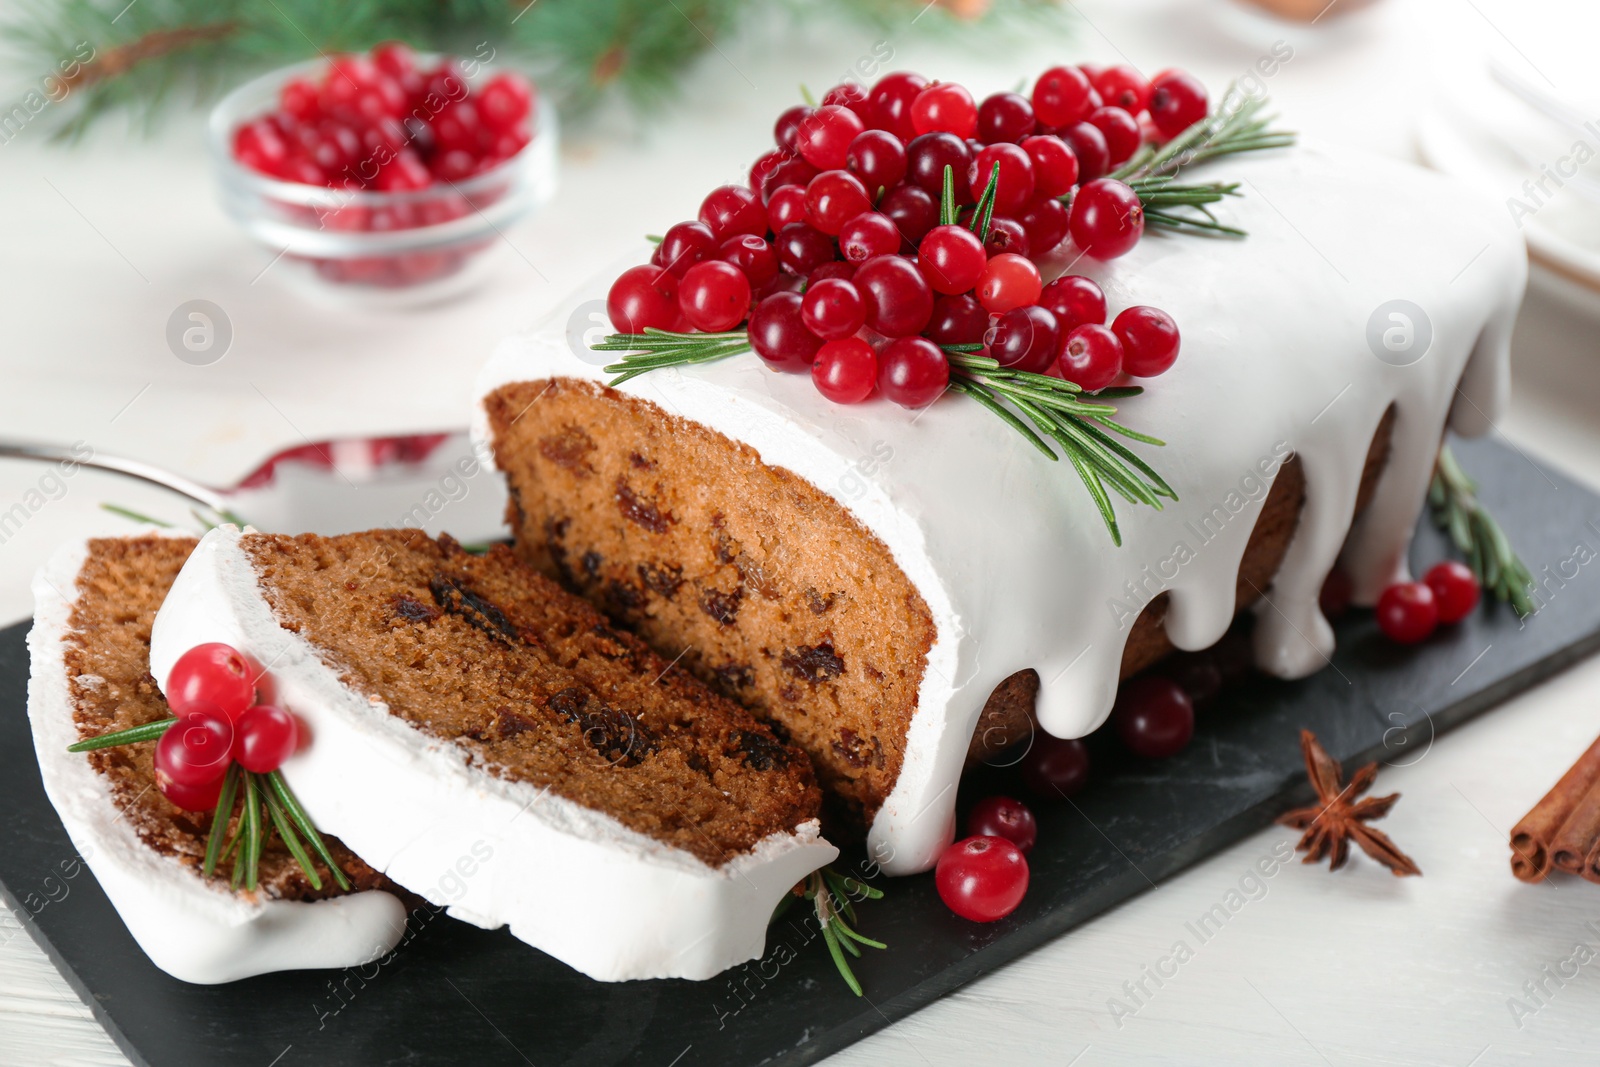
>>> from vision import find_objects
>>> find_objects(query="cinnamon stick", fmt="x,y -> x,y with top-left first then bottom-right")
1551,776 -> 1600,873
1583,835 -> 1600,885
1510,734 -> 1600,882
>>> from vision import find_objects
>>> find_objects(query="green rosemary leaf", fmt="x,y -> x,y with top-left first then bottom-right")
1142,209 -> 1248,238
1428,444 -> 1534,614
1092,386 -> 1145,400
819,918 -> 861,996
939,343 -> 986,354
940,164 -> 957,227
242,771 -> 262,892
1009,395 -> 1122,543
1091,415 -> 1166,448
263,782 -> 323,892
971,162 -> 1001,242
100,503 -> 174,528
1043,412 -> 1163,507
949,379 -> 1057,460
1076,418 -> 1177,498
202,764 -> 240,879
645,234 -> 663,245
799,83 -> 817,107
67,716 -> 176,752
832,918 -> 863,957
831,917 -> 888,950
266,770 -> 351,891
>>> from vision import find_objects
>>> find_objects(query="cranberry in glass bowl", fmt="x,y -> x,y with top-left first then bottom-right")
209,50 -> 557,303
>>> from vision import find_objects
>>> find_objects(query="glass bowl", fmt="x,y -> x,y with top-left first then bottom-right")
208,56 -> 557,303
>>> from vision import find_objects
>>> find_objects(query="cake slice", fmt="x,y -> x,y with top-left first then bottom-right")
148,526 -> 834,982
26,532 -> 404,984
476,144 -> 1526,875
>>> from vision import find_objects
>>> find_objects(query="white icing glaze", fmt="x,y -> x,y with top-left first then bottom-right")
475,144 -> 1525,876
148,526 -> 837,982
26,532 -> 406,985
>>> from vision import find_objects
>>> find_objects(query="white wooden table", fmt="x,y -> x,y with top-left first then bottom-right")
5,0 -> 1600,1062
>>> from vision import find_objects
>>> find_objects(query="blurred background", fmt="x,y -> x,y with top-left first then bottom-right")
3,0 -> 1599,1062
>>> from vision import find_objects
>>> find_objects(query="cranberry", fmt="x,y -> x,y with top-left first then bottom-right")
371,41 -> 416,81
1320,568 -> 1355,619
845,130 -> 907,193
975,253 -> 1042,314
1148,70 -> 1209,140
838,211 -> 901,263
855,254 -> 934,337
918,225 -> 988,295
766,184 -> 809,231
774,104 -> 813,151
715,234 -> 779,289
279,78 -> 320,122
1040,275 -> 1107,329
804,170 -> 872,236
879,184 -> 939,250
970,143 -> 1035,216
759,156 -> 819,201
967,796 -> 1038,853
1425,561 -> 1480,624
749,292 -> 822,371
1088,106 -> 1142,168
233,704 -> 300,774
1021,134 -> 1079,198
1376,581 -> 1439,644
988,305 -> 1060,373
1112,305 -> 1180,377
801,278 -> 866,340
1032,65 -> 1097,128
906,132 -> 974,202
652,221 -> 718,276
867,71 -> 929,141
981,216 -> 1030,258
478,73 -> 534,131
154,706 -> 235,788
1019,197 -> 1069,257
607,264 -> 680,334
1058,323 -> 1123,392
375,150 -> 431,192
319,54 -> 381,115
1059,122 -> 1110,182
750,149 -> 787,194
773,223 -> 836,276
807,260 -> 856,287
678,260 -> 752,332
822,82 -> 871,117
925,294 -> 990,348
911,82 -> 978,139
812,337 -> 878,404
1113,676 -> 1195,759
877,336 -> 949,408
165,643 -> 256,719
699,185 -> 766,240
1090,65 -> 1149,114
158,773 -> 226,813
936,836 -> 1029,922
233,120 -> 289,176
797,105 -> 865,170
977,92 -> 1036,145
1021,735 -> 1090,799
432,100 -> 482,153
1070,178 -> 1144,258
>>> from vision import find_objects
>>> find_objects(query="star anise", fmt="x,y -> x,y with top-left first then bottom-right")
1278,729 -> 1421,877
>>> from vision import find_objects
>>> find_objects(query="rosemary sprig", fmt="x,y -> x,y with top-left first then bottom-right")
65,720 -> 348,891
1104,89 -> 1295,237
593,329 -> 752,386
67,716 -> 175,752
802,867 -> 885,996
948,352 -> 1172,545
1429,444 -> 1535,615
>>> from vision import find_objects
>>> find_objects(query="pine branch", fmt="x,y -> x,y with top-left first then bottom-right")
1429,444 -> 1535,615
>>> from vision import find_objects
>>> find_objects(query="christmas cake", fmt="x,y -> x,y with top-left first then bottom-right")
147,526 -> 835,981
26,532 -> 404,984
476,139 -> 1524,876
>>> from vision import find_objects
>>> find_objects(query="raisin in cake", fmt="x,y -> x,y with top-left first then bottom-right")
148,526 -> 834,982
27,532 -> 404,984
476,144 -> 1525,875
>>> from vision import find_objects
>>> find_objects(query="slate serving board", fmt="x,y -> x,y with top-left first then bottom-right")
4,434 -> 1600,1067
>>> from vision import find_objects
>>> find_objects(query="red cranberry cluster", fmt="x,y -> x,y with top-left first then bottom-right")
231,42 -> 536,193
607,65 -> 1207,408
155,643 -> 301,812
